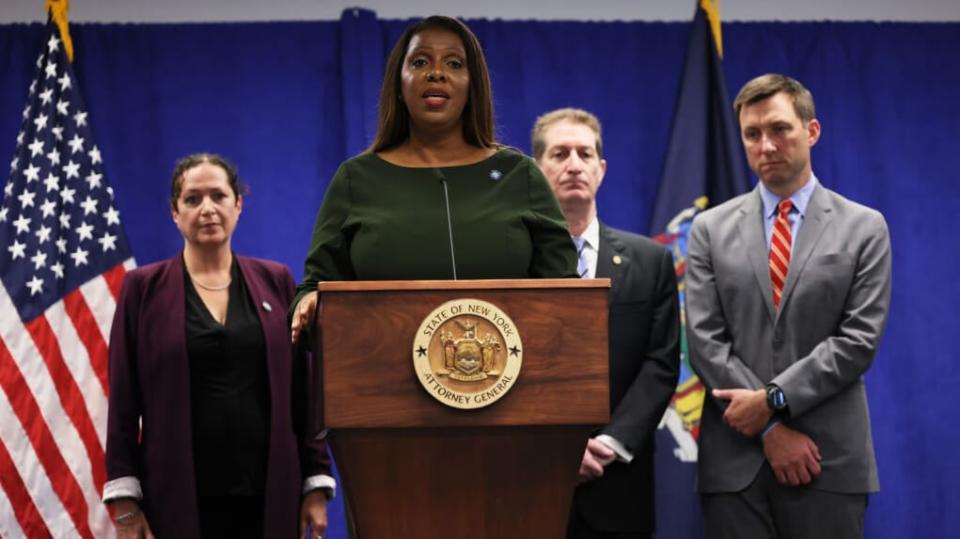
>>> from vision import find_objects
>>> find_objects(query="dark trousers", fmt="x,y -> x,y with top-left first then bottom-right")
567,507 -> 652,539
701,463 -> 867,539
197,494 -> 264,539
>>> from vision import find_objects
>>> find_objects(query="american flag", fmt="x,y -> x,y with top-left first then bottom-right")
0,21 -> 134,538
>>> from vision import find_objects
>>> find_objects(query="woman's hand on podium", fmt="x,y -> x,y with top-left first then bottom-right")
291,290 -> 319,344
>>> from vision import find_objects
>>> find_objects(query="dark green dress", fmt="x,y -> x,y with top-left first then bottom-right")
293,148 -> 577,306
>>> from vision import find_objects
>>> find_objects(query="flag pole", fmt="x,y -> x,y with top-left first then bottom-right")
45,0 -> 74,62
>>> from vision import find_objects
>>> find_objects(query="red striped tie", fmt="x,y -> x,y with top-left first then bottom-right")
769,199 -> 793,308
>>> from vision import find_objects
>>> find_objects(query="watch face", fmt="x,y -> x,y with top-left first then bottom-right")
769,388 -> 786,410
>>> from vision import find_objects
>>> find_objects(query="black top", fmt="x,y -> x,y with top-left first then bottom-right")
185,258 -> 270,498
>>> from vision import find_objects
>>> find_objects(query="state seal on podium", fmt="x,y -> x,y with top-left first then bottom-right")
412,298 -> 523,409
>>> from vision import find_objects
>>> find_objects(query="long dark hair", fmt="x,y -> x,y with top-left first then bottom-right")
369,16 -> 496,153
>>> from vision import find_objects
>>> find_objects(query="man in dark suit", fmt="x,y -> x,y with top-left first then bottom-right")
686,74 -> 891,538
532,108 -> 680,539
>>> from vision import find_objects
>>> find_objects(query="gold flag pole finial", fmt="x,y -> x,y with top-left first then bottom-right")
699,0 -> 723,58
44,0 -> 74,62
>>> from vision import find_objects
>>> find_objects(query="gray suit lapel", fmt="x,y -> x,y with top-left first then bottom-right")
737,188 -> 776,323
778,184 -> 833,315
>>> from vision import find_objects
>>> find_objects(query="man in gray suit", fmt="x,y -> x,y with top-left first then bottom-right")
687,74 -> 891,538
533,108 -> 680,539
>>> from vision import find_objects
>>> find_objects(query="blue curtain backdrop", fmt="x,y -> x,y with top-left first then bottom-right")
2,11 -> 958,538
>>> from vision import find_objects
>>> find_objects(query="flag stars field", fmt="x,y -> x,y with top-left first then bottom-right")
75,222 -> 94,242
85,172 -> 102,190
24,164 -> 40,182
97,233 -> 117,252
35,225 -> 52,244
46,147 -> 60,165
27,275 -> 43,295
8,240 -> 26,259
18,190 -> 36,208
40,199 -> 56,218
43,172 -> 59,191
33,113 -> 48,131
69,246 -> 89,266
31,250 -> 47,270
13,215 -> 31,234
64,160 -> 80,179
67,134 -> 83,153
28,139 -> 44,157
80,196 -> 97,215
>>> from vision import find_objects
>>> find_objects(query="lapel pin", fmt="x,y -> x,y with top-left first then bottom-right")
262,301 -> 272,312
612,255 -> 623,265
489,169 -> 502,181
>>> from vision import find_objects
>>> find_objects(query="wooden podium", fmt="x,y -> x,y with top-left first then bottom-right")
315,279 -> 610,538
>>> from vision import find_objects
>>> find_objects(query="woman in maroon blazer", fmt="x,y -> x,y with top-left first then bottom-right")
103,154 -> 334,539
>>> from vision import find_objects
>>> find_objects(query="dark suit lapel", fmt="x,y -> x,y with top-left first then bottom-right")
597,222 -> 626,300
737,188 -> 776,323
778,184 -> 833,316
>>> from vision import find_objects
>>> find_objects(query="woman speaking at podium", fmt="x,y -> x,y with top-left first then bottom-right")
290,15 -> 577,340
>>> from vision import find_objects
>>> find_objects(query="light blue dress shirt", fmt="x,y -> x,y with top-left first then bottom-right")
759,174 -> 818,251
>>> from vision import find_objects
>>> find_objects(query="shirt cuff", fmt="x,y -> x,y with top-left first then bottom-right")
302,474 -> 337,499
595,434 -> 634,464
103,476 -> 142,503
761,420 -> 782,439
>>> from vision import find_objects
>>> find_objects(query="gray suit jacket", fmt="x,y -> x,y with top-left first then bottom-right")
686,182 -> 891,494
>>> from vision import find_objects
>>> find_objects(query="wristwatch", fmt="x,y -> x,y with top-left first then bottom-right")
766,384 -> 788,412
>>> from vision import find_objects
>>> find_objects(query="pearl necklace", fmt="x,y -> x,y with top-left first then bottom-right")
190,276 -> 231,291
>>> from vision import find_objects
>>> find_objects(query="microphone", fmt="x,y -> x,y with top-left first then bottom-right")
435,169 -> 458,280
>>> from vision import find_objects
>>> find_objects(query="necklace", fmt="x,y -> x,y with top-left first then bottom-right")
190,276 -> 231,291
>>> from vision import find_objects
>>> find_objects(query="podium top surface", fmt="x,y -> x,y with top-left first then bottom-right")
318,278 -> 611,292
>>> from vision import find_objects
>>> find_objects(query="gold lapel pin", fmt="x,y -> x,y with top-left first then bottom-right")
612,255 -> 623,265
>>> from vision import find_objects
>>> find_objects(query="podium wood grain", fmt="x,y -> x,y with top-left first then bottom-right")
316,279 -> 609,538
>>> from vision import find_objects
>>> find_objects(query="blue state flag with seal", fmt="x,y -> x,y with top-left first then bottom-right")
650,1 -> 751,537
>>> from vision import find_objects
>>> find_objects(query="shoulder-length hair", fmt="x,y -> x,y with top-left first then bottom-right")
369,16 -> 496,153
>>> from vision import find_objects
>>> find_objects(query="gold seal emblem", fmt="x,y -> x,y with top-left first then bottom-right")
412,298 -> 523,409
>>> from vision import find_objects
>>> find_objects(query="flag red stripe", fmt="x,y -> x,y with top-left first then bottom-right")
24,315 -> 107,495
0,436 -> 53,539
63,290 -> 110,397
0,336 -> 94,539
102,262 -> 128,301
